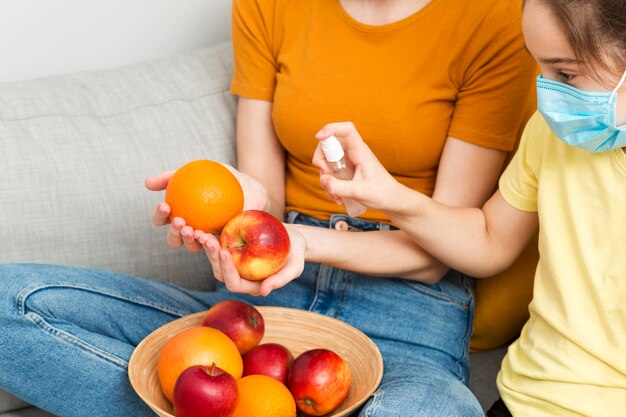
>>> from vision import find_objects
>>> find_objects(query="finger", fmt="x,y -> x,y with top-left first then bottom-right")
181,226 -> 203,253
151,202 -> 171,226
219,250 -> 263,296
259,261 -> 304,297
315,121 -> 364,147
312,143 -> 333,175
320,174 -> 360,201
199,233 -> 223,280
145,170 -> 175,191
166,217 -> 186,248
315,122 -> 375,165
319,171 -> 343,205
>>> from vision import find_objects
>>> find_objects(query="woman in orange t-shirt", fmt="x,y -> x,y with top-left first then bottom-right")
148,0 -> 537,415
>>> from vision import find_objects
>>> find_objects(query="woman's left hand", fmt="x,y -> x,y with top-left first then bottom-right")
196,223 -> 306,297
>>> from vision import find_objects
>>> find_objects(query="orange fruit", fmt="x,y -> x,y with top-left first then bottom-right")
233,375 -> 297,417
157,326 -> 243,402
165,160 -> 244,233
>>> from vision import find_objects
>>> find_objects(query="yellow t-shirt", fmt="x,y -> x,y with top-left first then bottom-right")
230,0 -> 537,222
498,112 -> 626,416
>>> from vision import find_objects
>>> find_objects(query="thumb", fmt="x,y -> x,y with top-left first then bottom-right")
145,170 -> 175,191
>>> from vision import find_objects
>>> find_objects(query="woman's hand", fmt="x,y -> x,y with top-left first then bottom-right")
197,223 -> 306,297
145,164 -> 271,253
312,122 -> 412,215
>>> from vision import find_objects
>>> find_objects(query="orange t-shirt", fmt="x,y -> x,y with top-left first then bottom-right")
230,0 -> 537,222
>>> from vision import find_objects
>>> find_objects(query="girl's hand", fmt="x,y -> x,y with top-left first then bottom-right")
145,164 -> 271,252
197,223 -> 306,297
312,122 -> 407,213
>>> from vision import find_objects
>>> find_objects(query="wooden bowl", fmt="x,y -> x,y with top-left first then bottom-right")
129,306 -> 383,417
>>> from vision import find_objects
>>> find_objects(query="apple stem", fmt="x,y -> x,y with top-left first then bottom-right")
227,236 -> 247,249
206,363 -> 216,376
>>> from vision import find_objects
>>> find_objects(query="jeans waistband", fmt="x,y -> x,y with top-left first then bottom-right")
286,211 -> 397,232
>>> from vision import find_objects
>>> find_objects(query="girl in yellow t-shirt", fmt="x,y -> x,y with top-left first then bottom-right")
274,0 -> 624,415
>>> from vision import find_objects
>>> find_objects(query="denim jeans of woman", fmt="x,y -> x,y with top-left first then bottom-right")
0,212 -> 483,417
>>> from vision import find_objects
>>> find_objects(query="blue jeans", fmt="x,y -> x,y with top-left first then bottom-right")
0,212 -> 483,417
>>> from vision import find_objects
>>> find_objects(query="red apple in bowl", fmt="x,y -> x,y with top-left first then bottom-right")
173,364 -> 239,417
219,210 -> 290,281
242,343 -> 294,384
202,300 -> 265,355
287,348 -> 351,416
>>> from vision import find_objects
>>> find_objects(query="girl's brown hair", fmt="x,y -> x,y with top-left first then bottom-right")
538,0 -> 626,74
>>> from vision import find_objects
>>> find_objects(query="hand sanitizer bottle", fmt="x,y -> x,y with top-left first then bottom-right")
320,135 -> 366,218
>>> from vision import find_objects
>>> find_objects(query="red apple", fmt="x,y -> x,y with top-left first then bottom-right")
287,349 -> 351,416
173,364 -> 238,417
202,300 -> 265,355
219,210 -> 290,281
242,343 -> 294,384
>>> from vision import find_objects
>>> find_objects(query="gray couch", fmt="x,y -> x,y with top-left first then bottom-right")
0,42 -> 506,417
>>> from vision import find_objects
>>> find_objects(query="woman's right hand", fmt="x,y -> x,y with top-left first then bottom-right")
312,122 -> 413,215
145,164 -> 271,253
196,223 -> 306,297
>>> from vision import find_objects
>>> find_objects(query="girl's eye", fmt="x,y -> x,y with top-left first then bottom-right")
558,71 -> 576,83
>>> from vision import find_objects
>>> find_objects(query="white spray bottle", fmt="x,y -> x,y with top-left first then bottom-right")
320,135 -> 366,218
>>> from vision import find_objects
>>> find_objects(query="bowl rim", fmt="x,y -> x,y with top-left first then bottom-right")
129,306 -> 384,417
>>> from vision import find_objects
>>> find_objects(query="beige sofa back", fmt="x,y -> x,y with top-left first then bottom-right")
0,42 -> 236,413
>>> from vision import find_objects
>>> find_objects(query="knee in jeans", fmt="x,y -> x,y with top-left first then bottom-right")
0,264 -> 75,317
359,367 -> 483,417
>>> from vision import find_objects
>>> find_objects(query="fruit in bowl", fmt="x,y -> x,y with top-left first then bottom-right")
288,349 -> 352,416
202,300 -> 265,355
242,342 -> 294,384
157,326 -> 243,402
233,374 -> 297,417
219,210 -> 290,281
173,365 -> 238,417
128,306 -> 383,417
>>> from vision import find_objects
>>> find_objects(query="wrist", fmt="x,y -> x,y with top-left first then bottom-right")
383,182 -> 427,220
292,224 -> 323,263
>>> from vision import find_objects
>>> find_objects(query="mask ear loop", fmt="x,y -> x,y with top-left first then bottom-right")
608,70 -> 626,127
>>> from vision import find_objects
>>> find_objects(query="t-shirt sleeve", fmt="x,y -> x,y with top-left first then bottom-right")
230,0 -> 277,101
448,1 -> 537,151
498,112 -> 546,212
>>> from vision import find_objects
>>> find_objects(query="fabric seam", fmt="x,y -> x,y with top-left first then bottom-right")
0,88 -> 229,122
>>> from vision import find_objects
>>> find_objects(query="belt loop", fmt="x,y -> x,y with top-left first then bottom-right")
285,211 -> 299,224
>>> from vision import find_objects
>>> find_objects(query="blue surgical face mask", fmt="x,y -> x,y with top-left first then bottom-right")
536,71 -> 626,152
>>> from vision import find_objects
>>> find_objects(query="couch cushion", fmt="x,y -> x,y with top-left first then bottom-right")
0,42 -> 237,413
0,42 -> 236,290
0,407 -> 54,417
470,345 -> 508,411
0,391 -> 28,416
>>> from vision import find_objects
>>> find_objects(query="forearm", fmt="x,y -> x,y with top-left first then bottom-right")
385,187 -> 531,277
293,224 -> 449,284
236,98 -> 286,219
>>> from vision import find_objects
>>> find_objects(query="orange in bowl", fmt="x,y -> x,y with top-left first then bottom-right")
129,307 -> 383,417
233,374 -> 296,417
157,326 -> 243,402
165,159 -> 244,233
